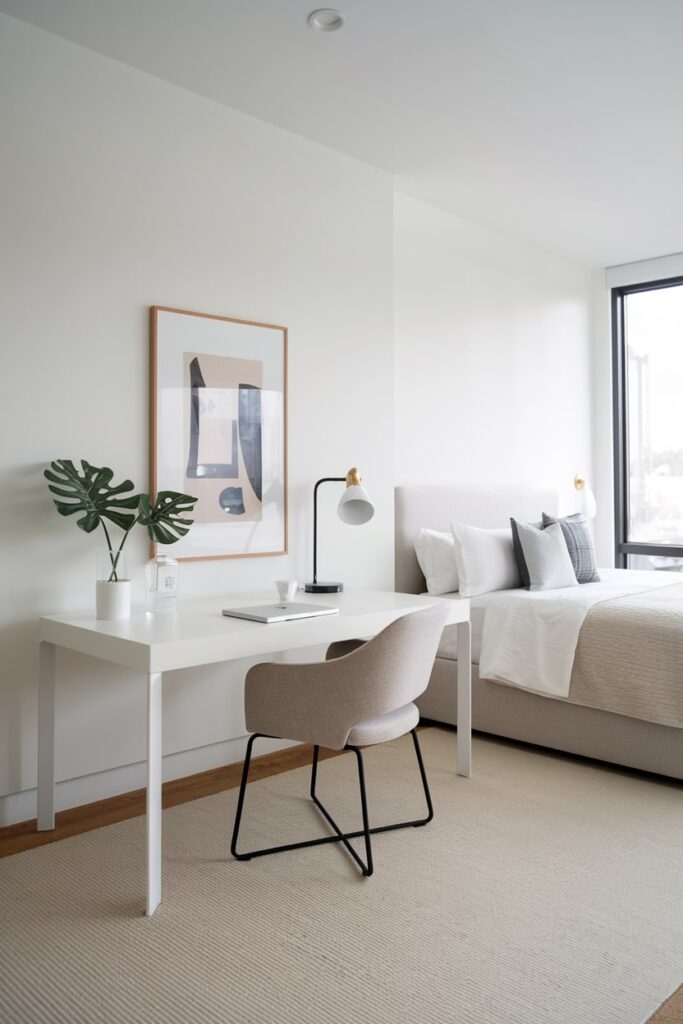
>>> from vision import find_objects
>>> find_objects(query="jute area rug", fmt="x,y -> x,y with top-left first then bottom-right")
1,729 -> 681,1024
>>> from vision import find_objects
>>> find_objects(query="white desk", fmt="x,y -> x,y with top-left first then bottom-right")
38,589 -> 471,916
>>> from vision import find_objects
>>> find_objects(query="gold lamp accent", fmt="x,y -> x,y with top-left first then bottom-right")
573,474 -> 597,519
346,467 -> 362,487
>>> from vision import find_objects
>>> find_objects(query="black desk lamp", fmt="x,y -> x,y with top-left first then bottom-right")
303,467 -> 374,593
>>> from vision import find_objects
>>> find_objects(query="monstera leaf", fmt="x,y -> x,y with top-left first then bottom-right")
44,460 -> 139,533
137,491 -> 198,545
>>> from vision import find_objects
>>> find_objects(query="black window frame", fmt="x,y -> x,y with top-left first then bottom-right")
612,273 -> 683,567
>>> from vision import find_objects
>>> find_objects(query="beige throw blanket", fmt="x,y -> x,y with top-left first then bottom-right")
570,582 -> 683,729
440,571 -> 683,729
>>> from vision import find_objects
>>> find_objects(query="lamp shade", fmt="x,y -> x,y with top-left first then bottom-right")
337,484 -> 374,525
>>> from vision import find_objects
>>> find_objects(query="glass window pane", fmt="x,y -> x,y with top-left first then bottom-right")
627,553 -> 683,572
625,285 -> 683,544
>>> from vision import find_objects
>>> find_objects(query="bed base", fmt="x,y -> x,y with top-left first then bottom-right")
419,658 -> 683,780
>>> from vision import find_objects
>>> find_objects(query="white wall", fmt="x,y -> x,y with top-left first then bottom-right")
0,15 -> 395,824
0,17 -> 602,829
394,193 -> 594,514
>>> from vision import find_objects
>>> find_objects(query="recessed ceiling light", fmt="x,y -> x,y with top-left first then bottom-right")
307,8 -> 345,32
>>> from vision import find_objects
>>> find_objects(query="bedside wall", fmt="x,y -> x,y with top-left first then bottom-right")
393,192 -> 595,528
0,14 -> 395,824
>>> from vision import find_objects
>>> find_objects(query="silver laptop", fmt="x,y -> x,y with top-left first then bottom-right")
222,602 -> 339,624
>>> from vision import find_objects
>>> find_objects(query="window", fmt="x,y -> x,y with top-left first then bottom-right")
612,276 -> 683,571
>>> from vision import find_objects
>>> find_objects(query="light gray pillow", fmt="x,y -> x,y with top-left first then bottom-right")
512,519 -> 579,591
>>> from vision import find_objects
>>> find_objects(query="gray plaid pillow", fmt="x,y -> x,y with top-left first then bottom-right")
541,513 -> 600,584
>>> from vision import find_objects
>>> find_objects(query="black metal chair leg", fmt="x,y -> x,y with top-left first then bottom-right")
351,746 -> 374,876
310,744 -> 320,798
410,728 -> 434,825
230,732 -> 259,860
309,744 -> 374,876
231,729 -> 433,875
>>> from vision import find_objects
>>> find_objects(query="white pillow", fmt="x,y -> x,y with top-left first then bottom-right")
450,522 -> 520,597
513,519 -> 578,591
414,528 -> 459,595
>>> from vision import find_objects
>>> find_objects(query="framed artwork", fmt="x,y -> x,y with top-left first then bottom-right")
150,306 -> 287,561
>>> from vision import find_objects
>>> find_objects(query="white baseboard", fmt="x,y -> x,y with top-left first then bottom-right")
0,734 -> 297,828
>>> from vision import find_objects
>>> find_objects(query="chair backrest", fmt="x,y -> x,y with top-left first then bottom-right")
245,602 -> 450,749
345,602 -> 449,714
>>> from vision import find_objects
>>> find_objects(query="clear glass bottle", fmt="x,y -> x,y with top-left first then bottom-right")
145,555 -> 178,614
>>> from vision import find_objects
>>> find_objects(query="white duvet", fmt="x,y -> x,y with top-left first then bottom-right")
477,568 -> 682,699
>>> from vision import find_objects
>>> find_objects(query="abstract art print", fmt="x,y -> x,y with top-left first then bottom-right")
151,307 -> 287,560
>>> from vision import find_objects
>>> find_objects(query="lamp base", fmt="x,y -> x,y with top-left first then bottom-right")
303,581 -> 344,594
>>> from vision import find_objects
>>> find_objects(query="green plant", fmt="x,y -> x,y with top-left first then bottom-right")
44,459 -> 198,581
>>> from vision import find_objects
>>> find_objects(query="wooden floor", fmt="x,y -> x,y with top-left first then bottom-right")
0,742 -> 345,859
648,983 -> 683,1023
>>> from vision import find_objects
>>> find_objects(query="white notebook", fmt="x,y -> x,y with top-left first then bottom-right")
222,602 -> 339,624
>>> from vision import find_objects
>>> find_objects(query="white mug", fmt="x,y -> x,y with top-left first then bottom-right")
275,580 -> 298,607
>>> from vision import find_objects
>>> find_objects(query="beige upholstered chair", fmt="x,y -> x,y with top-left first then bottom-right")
231,603 -> 448,876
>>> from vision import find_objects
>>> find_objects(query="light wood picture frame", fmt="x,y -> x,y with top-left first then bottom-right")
150,306 -> 288,561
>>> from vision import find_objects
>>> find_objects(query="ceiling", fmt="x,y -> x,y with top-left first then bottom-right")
3,0 -> 683,268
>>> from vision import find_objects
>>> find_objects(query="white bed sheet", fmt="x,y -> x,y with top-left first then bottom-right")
436,568 -> 682,699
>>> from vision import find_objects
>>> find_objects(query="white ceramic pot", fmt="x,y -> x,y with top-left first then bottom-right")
96,580 -> 132,620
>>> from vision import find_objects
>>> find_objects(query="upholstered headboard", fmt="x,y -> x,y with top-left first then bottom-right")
394,485 -> 560,594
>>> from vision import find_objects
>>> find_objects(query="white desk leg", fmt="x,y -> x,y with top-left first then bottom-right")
146,672 -> 163,917
37,641 -> 56,830
456,621 -> 472,777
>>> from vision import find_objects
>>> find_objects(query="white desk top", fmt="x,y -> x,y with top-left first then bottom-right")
40,589 -> 469,674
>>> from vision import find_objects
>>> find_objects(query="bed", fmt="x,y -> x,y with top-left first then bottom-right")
395,485 -> 683,779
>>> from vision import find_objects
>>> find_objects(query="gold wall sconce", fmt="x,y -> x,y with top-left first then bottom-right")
574,474 -> 597,519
